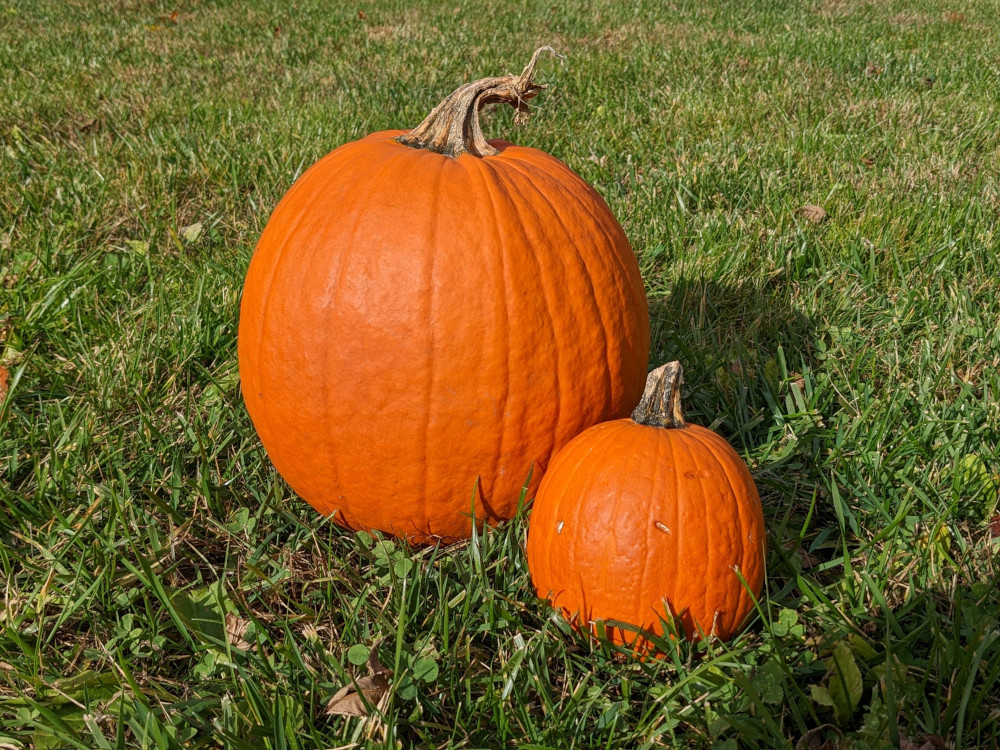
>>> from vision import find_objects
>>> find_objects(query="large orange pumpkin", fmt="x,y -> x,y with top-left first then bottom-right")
526,362 -> 766,647
238,49 -> 650,544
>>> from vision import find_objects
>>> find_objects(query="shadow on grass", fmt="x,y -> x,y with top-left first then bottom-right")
646,274 -> 817,451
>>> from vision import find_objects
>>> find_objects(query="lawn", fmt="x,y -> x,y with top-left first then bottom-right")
2,0 -> 1000,747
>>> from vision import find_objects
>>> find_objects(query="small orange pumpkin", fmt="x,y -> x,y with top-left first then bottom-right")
526,362 -> 766,647
238,49 -> 650,543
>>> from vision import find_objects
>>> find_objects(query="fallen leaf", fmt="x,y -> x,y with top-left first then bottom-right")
799,205 -> 828,224
325,673 -> 389,717
736,57 -> 751,70
180,222 -> 203,243
273,24 -> 282,37
864,62 -> 884,78
988,513 -> 1000,538
358,10 -> 366,19
225,613 -> 253,651
366,648 -> 387,674
325,648 -> 391,717
861,156 -> 875,168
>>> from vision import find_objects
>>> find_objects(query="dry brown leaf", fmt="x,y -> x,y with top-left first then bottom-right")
864,62 -> 884,77
988,513 -> 1000,538
366,649 -> 387,674
799,205 -> 828,224
861,156 -> 876,168
225,612 -> 253,651
325,649 -> 391,718
325,673 -> 390,717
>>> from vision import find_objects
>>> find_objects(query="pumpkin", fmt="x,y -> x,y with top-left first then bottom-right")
238,48 -> 650,544
526,362 -> 765,647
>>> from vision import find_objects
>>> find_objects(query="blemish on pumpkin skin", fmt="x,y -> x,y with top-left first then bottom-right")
654,521 -> 671,533
556,521 -> 564,534
684,470 -> 697,479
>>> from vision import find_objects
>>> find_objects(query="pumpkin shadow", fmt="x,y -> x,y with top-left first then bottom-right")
645,274 -> 816,456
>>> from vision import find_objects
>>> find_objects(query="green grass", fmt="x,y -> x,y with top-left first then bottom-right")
2,0 -> 1000,747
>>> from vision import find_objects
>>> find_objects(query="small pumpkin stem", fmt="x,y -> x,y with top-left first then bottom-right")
631,361 -> 685,429
395,46 -> 562,158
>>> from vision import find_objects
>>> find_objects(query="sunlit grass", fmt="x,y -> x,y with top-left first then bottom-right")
2,0 -> 999,747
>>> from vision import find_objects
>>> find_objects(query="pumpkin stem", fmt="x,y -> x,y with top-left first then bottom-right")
631,361 -> 685,429
395,46 -> 562,158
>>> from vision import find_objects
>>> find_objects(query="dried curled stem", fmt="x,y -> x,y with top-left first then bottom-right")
631,361 -> 685,429
395,46 -> 562,158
